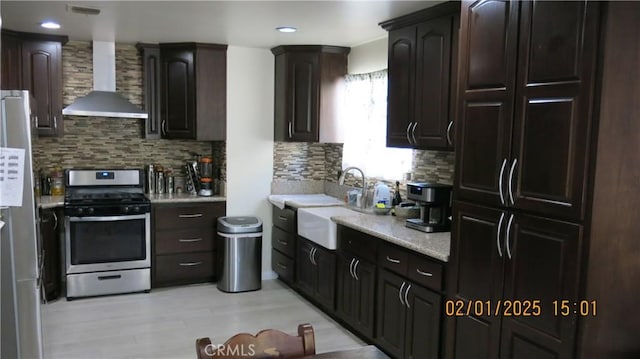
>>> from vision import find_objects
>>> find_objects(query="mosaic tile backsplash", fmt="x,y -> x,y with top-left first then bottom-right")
32,41 -> 218,177
272,142 -> 455,188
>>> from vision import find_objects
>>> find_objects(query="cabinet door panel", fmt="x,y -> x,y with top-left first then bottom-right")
139,45 -> 162,139
335,255 -> 356,322
414,16 -> 452,149
375,270 -> 406,359
524,1 -> 584,84
405,284 -> 442,359
455,0 -> 518,206
162,49 -> 195,138
288,52 -> 319,142
22,40 -> 62,137
295,239 -> 315,296
456,101 -> 511,206
353,259 -> 376,339
447,201 -> 504,358
464,0 -> 518,90
1,33 -> 22,89
387,26 -> 416,148
511,0 -> 599,220
501,214 -> 581,358
314,246 -> 336,311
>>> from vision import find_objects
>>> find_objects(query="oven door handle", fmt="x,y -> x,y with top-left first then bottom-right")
66,214 -> 149,222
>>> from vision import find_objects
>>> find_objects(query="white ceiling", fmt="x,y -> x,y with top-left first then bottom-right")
1,1 -> 440,48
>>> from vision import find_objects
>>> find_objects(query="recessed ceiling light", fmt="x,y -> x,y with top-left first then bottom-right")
276,26 -> 297,33
40,21 -> 61,30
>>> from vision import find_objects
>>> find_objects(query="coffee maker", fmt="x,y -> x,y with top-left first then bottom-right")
405,182 -> 452,233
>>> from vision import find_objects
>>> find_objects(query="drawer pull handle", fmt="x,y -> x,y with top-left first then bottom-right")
416,269 -> 433,277
276,262 -> 287,270
386,256 -> 401,264
278,216 -> 288,221
179,261 -> 203,266
98,275 -> 122,281
179,213 -> 203,218
277,239 -> 288,246
179,238 -> 203,243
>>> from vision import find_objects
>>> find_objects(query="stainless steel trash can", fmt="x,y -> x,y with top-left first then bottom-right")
217,216 -> 263,292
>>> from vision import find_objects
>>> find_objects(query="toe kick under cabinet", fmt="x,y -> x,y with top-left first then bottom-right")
152,202 -> 226,287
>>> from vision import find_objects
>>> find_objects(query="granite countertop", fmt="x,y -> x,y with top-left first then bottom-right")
37,196 -> 65,209
331,214 -> 451,262
147,193 -> 226,203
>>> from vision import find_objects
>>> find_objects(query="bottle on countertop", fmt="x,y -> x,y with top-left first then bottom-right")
146,164 -> 155,194
392,181 -> 402,216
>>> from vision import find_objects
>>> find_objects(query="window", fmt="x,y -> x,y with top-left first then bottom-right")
341,70 -> 412,179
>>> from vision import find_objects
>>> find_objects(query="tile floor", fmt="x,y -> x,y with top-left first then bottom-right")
41,280 -> 365,359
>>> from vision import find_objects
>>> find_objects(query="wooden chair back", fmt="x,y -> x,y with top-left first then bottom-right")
196,323 -> 315,358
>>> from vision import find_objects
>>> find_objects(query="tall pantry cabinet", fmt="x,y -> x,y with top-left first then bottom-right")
446,1 -> 640,358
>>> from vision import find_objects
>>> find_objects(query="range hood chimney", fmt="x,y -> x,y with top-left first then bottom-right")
62,41 -> 148,119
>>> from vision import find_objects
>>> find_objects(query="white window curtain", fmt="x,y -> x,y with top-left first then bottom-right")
341,70 -> 412,179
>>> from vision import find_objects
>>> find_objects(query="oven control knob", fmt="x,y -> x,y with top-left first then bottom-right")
123,206 -> 130,213
87,207 -> 94,215
77,207 -> 84,215
133,206 -> 140,213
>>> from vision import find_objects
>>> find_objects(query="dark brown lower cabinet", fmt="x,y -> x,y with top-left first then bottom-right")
39,208 -> 62,301
295,238 -> 336,311
335,254 -> 376,338
446,201 -> 581,358
152,202 -> 225,287
376,269 -> 442,359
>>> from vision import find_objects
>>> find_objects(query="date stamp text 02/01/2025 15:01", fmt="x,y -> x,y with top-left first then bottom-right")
445,299 -> 597,317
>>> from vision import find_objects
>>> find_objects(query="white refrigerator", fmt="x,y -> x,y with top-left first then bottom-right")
1,90 -> 44,358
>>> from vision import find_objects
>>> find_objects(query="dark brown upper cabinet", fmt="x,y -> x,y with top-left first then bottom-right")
454,0 -> 599,221
136,43 -> 162,139
2,29 -> 68,137
381,1 -> 460,150
271,45 -> 350,142
153,42 -> 227,141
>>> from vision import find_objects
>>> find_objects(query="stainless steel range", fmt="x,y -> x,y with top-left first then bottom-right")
64,169 -> 151,300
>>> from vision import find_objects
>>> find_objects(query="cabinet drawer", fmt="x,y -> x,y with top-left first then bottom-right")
407,254 -> 443,292
338,225 -> 377,263
378,242 -> 409,276
272,226 -> 296,258
272,206 -> 296,233
154,252 -> 215,285
155,227 -> 214,255
154,203 -> 224,230
272,249 -> 295,283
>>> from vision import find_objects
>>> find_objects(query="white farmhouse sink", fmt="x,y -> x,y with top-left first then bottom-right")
297,206 -> 360,250
268,194 -> 345,209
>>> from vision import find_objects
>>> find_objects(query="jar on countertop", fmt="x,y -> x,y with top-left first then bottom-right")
50,166 -> 64,196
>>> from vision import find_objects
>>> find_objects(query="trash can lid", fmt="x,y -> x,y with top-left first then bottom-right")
217,216 -> 263,234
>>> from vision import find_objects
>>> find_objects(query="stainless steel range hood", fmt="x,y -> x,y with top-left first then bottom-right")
62,41 -> 148,119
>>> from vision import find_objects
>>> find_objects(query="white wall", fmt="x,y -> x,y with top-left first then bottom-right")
348,37 -> 388,74
226,46 -> 276,279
